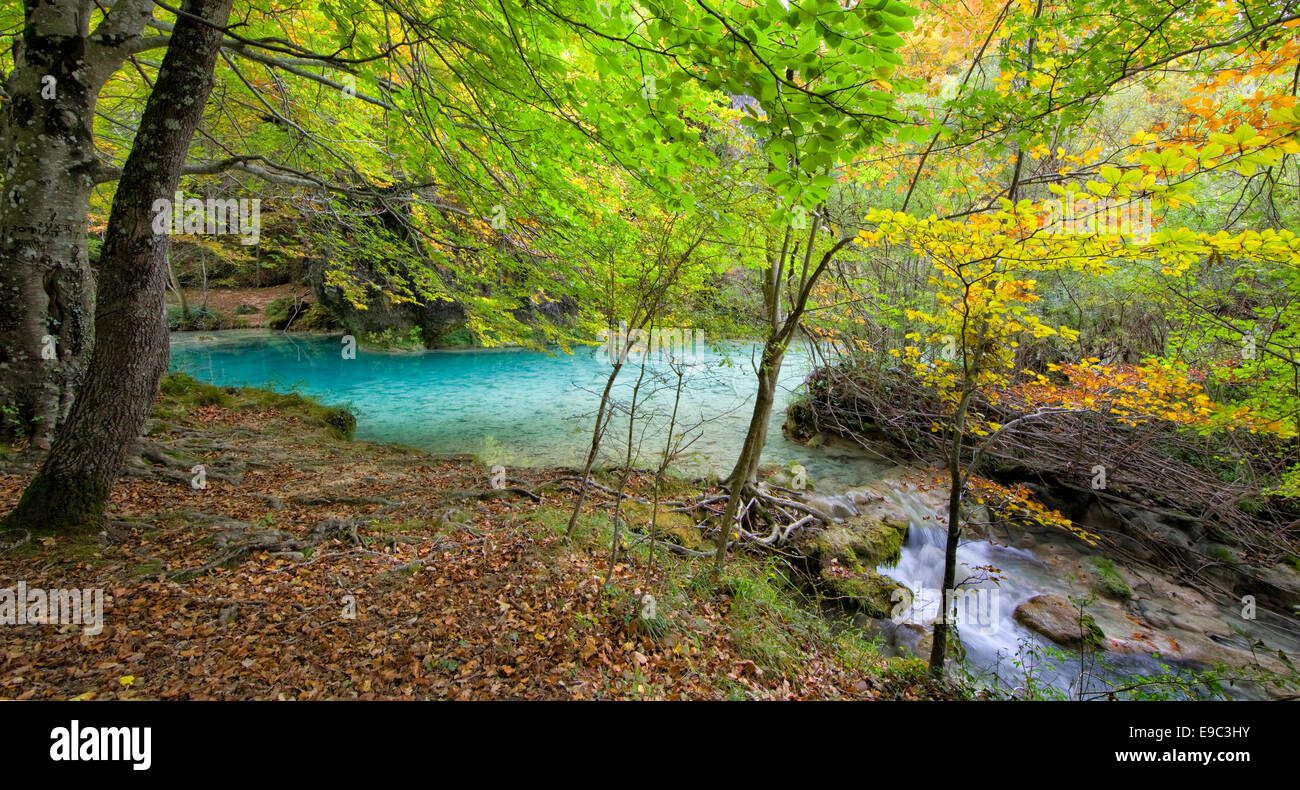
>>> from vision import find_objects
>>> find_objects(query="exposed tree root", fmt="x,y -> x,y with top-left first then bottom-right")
169,516 -> 367,581
449,486 -> 543,502
569,472 -> 829,557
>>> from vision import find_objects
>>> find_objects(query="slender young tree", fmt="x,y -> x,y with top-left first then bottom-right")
567,224 -> 710,539
711,214 -> 854,572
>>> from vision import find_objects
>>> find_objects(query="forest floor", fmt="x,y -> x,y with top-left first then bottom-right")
0,375 -> 937,700
167,283 -> 305,327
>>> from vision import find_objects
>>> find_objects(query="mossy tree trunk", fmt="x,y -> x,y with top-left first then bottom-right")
0,0 -> 162,446
4,0 -> 235,533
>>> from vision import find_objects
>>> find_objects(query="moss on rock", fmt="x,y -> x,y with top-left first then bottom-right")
811,514 -> 909,568
818,561 -> 898,618
263,297 -> 295,330
1089,556 -> 1132,600
619,500 -> 704,549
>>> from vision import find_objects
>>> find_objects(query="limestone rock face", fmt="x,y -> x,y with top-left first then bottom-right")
305,255 -> 576,347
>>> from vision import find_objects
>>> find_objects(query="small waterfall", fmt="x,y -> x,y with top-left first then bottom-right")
808,476 -> 1189,697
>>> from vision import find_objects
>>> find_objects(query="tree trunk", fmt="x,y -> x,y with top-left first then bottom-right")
711,338 -> 783,570
710,223 -> 850,573
743,343 -> 785,483
0,0 -> 160,445
3,0 -> 235,533
929,386 -> 975,679
0,4 -> 99,446
566,358 -> 623,538
604,350 -> 650,590
928,436 -> 965,679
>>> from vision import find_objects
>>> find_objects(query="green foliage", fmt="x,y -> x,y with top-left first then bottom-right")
261,298 -> 339,333
296,303 -> 342,332
360,327 -> 426,351
432,327 -> 475,348
983,637 -> 1232,700
721,562 -> 846,676
0,404 -> 27,442
1089,556 -> 1132,600
12,0 -> 1300,699
263,298 -> 296,331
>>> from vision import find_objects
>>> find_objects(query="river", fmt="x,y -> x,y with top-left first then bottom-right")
169,330 -> 1286,698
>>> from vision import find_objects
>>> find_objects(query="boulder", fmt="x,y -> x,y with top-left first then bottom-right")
816,558 -> 898,618
1013,594 -> 1106,651
766,463 -> 816,492
812,513 -> 910,568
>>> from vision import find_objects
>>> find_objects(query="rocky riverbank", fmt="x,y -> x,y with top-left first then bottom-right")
775,429 -> 1300,698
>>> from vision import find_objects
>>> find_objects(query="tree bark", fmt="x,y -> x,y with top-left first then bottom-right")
929,339 -> 986,678
0,2 -> 99,446
711,225 -> 851,572
0,0 -> 161,445
928,389 -> 972,679
709,338 -> 782,567
742,343 -> 785,483
4,0 -> 235,533
566,357 -> 623,538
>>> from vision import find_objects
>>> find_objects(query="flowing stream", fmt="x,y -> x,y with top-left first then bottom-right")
806,480 -> 1187,696
169,330 -> 1279,697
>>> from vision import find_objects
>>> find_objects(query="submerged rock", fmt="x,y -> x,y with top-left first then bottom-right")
765,462 -> 817,492
853,618 -> 962,662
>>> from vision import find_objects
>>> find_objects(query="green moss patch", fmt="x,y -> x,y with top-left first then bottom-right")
811,514 -> 909,568
156,373 -> 355,439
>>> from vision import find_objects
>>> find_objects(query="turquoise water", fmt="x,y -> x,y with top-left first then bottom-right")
168,330 -> 886,487
166,329 -> 1270,697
